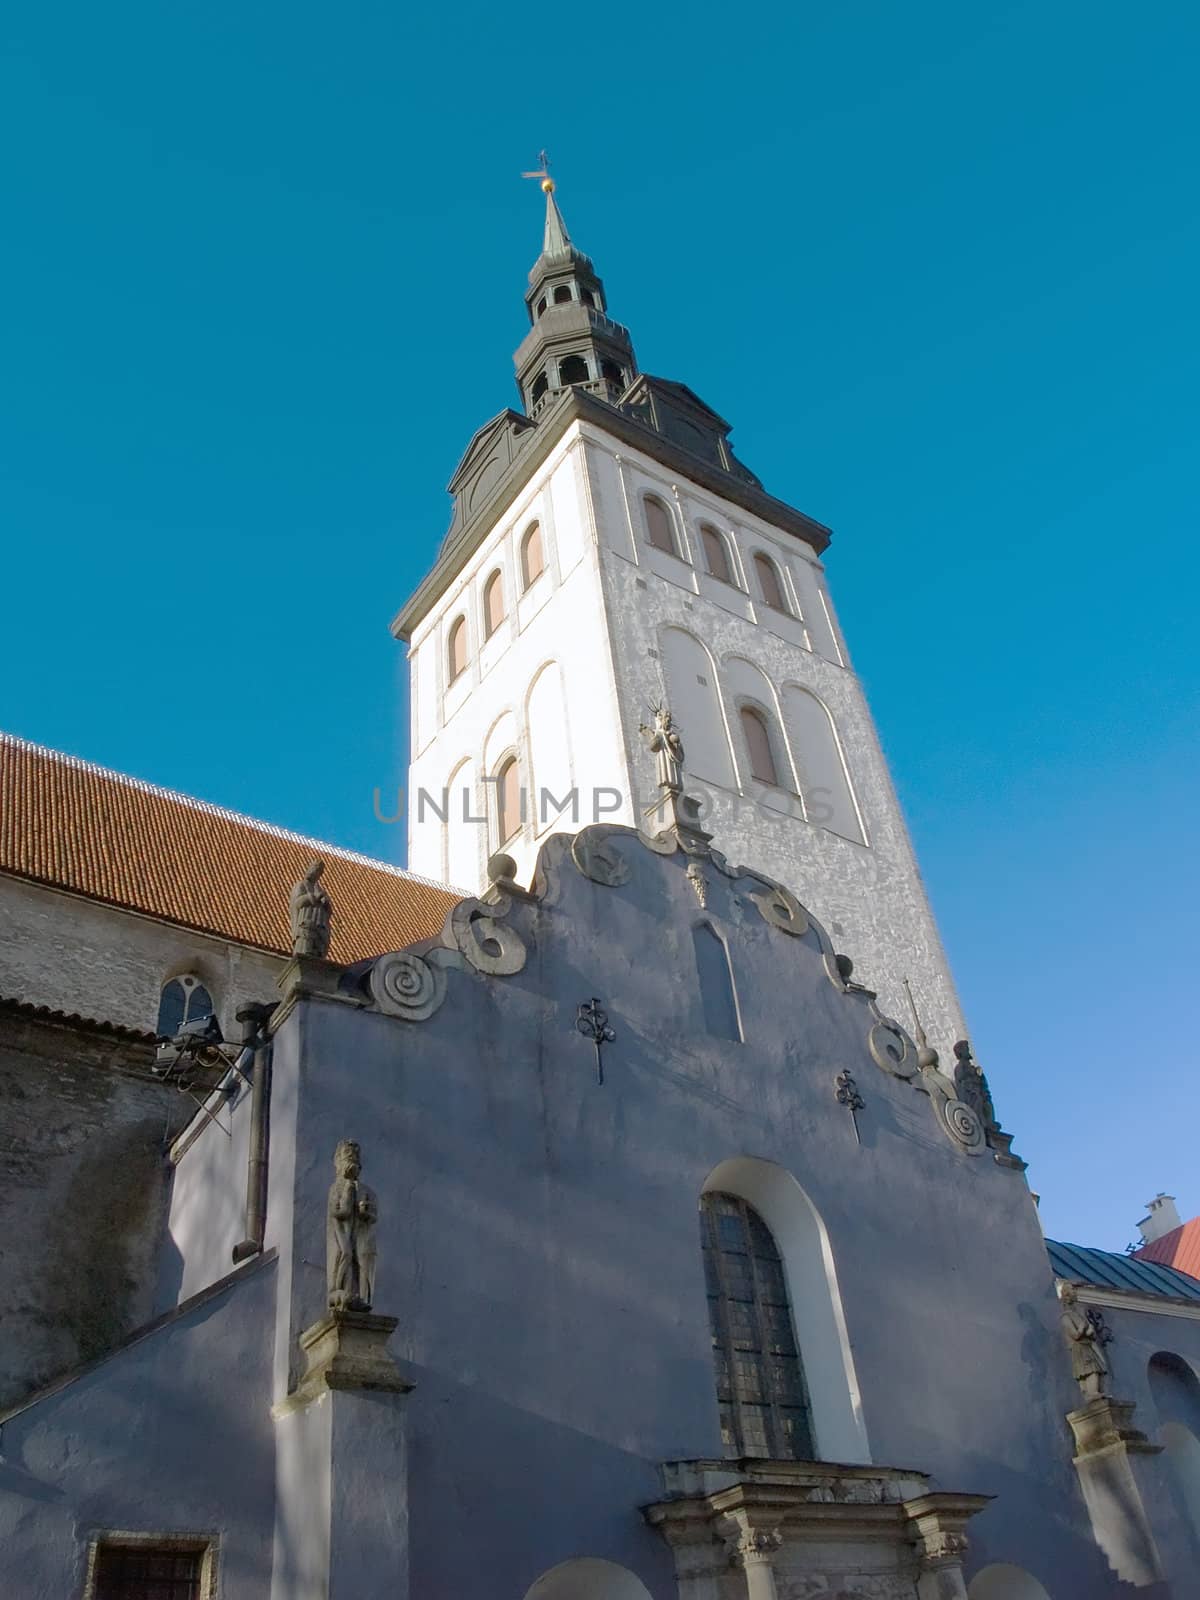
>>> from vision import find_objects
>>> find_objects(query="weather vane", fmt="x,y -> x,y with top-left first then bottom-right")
521,150 -> 555,193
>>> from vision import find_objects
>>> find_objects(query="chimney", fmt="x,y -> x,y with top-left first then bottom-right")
1137,1193 -> 1182,1246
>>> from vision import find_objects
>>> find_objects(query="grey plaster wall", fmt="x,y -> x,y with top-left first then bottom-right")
0,874 -> 284,1036
0,1011 -> 183,1407
263,831 -> 1117,1598
0,1258 -> 277,1600
1081,1297 -> 1200,1584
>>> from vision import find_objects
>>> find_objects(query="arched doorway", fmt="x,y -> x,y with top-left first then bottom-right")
523,1557 -> 654,1600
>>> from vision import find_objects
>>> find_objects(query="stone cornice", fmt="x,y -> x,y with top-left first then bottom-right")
1075,1285 -> 1200,1321
392,387 -> 831,640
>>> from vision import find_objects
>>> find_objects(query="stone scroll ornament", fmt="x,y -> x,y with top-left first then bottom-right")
327,1139 -> 378,1312
449,893 -> 527,976
571,827 -> 630,887
369,949 -> 451,1021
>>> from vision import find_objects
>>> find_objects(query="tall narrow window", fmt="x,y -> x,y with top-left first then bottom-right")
483,571 -> 505,638
740,705 -> 781,787
156,975 -> 214,1039
693,923 -> 741,1041
600,359 -> 625,391
530,371 -> 549,406
558,353 -> 589,386
701,524 -> 734,584
447,615 -> 468,683
700,1192 -> 813,1460
644,496 -> 677,556
754,553 -> 789,613
496,756 -> 521,844
521,522 -> 544,589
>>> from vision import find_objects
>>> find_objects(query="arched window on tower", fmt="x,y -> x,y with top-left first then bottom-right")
553,284 -> 573,304
701,524 -> 735,584
521,522 -> 544,589
156,973 -> 214,1039
644,496 -> 678,556
483,570 -> 505,638
754,553 -> 789,613
700,1191 -> 814,1459
558,353 -> 589,386
581,288 -> 597,309
530,371 -> 549,407
600,359 -> 625,393
447,616 -> 468,684
536,297 -> 547,317
740,704 -> 782,787
495,755 -> 522,845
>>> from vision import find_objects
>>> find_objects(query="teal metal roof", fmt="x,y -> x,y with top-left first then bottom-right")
1047,1239 -> 1200,1303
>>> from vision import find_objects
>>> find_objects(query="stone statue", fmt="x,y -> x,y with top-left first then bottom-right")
290,858 -> 332,959
639,703 -> 685,793
1059,1282 -> 1110,1399
327,1139 -> 378,1311
952,1039 -> 998,1134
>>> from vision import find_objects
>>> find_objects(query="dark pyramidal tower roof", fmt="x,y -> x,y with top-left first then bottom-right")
513,183 -> 639,416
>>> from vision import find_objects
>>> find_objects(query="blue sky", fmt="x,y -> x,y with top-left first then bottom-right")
2,2 -> 1196,1249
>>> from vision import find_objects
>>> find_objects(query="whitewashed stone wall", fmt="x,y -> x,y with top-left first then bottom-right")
0,874 -> 285,1035
404,414 -> 965,1050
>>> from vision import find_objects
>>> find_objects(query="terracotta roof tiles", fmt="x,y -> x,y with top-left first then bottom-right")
0,732 -> 459,964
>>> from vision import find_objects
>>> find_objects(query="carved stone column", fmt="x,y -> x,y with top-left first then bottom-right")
1065,1396 -> 1166,1586
903,1492 -> 991,1600
724,1520 -> 783,1600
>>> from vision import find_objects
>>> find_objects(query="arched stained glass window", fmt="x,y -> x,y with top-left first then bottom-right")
156,974 -> 214,1039
754,553 -> 789,613
644,496 -> 677,556
701,524 -> 734,584
700,1191 -> 813,1460
521,522 -> 544,589
483,570 -> 505,638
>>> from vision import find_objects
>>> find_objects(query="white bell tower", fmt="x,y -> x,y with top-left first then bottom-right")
394,183 -> 966,1048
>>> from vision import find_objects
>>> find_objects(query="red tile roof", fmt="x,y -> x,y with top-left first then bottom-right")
1133,1218 -> 1200,1283
0,732 -> 458,964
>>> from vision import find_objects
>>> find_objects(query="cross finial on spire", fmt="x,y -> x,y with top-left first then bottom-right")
521,150 -> 555,194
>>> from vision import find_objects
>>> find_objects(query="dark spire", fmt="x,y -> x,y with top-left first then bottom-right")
512,184 -> 638,418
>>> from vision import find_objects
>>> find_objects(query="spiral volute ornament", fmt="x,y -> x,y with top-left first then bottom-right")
939,1095 -> 985,1154
369,951 -> 447,1021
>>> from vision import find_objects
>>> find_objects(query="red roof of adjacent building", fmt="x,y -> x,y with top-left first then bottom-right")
0,732 -> 458,964
1132,1217 -> 1200,1283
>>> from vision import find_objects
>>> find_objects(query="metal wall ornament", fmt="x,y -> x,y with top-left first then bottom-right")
835,1069 -> 866,1144
576,997 -> 616,1084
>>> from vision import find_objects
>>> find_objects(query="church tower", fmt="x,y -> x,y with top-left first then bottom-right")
394,184 -> 966,1047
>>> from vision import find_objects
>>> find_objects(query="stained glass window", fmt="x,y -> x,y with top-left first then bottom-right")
700,1191 -> 813,1460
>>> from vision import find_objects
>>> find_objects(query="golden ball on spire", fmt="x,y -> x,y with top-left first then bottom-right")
541,177 -> 555,193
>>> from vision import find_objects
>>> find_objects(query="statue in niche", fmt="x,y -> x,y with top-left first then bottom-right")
952,1038 -> 998,1134
327,1139 -> 378,1311
640,703 -> 685,793
1059,1282 -> 1110,1400
290,858 -> 333,959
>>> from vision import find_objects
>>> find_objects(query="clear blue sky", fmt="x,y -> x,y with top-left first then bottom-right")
2,3 -> 1196,1250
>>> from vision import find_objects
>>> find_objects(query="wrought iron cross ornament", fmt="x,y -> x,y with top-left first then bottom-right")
835,1069 -> 866,1143
576,998 -> 616,1085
